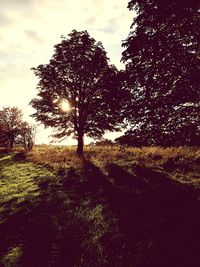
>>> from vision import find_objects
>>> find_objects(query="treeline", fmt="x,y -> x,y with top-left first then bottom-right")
0,107 -> 36,151
115,127 -> 200,147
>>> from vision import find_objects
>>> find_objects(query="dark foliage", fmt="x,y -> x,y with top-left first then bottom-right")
122,0 -> 200,146
0,107 -> 23,149
0,107 -> 35,150
16,122 -> 36,151
116,123 -> 200,147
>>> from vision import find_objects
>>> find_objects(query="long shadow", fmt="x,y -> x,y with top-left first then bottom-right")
0,161 -> 199,267
74,161 -> 200,267
102,163 -> 200,267
0,177 -> 91,267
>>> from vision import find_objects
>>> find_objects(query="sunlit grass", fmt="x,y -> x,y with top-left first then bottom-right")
28,145 -> 200,186
0,149 -> 111,266
1,245 -> 23,267
0,154 -> 56,223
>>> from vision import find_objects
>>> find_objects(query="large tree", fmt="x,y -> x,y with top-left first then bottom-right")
16,122 -> 36,151
31,30 -> 125,156
122,0 -> 200,145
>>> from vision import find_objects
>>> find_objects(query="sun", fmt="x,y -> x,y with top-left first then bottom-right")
60,100 -> 71,112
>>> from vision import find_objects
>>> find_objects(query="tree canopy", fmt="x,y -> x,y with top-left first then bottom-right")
0,107 -> 36,150
0,107 -> 23,148
31,30 -> 125,155
122,0 -> 200,146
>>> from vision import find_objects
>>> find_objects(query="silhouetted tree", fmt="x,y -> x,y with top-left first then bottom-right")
31,30 -> 125,156
0,107 -> 36,150
122,0 -> 200,146
0,123 -> 9,148
16,122 -> 36,151
0,107 -> 23,149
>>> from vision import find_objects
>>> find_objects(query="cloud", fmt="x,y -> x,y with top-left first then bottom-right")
0,0 -> 42,11
0,12 -> 11,26
99,17 -> 118,34
85,16 -> 96,25
100,25 -> 116,34
0,51 -> 12,61
2,0 -> 34,5
24,30 -> 42,42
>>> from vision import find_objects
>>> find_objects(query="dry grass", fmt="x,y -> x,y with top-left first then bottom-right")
27,145 -> 200,186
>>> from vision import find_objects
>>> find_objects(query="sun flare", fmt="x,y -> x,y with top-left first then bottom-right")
60,100 -> 71,112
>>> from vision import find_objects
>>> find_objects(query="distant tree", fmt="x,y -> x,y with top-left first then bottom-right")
31,30 -> 125,156
0,107 -> 23,149
95,138 -> 113,146
0,107 -> 36,150
115,130 -> 144,147
122,0 -> 200,146
16,122 -> 36,151
0,122 -> 9,148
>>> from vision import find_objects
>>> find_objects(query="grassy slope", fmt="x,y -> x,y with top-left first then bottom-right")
29,145 -> 200,186
0,146 -> 199,267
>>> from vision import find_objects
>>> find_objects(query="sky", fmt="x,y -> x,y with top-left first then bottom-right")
0,0 -> 133,145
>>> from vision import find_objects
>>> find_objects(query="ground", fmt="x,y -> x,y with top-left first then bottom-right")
0,145 -> 199,267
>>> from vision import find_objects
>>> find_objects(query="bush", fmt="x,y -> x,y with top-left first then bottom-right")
13,152 -> 27,161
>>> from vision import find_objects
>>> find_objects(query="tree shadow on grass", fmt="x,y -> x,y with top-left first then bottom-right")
102,163 -> 200,267
0,160 -> 199,267
0,179 -> 88,267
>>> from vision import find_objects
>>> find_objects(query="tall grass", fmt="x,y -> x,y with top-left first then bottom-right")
28,144 -> 200,165
27,145 -> 200,186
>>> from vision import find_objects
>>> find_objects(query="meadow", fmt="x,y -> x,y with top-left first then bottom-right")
0,145 -> 199,266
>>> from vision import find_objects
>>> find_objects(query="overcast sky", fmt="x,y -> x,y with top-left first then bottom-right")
0,0 -> 133,145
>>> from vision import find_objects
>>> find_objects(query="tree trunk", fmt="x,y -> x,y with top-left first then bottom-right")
9,137 -> 14,150
76,133 -> 84,157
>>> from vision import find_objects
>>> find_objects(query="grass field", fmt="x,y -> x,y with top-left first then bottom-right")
0,145 -> 199,266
